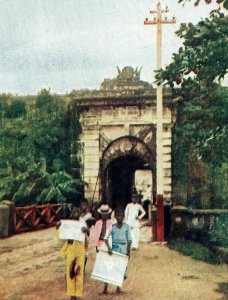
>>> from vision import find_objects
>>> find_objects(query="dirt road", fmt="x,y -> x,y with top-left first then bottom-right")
0,227 -> 227,300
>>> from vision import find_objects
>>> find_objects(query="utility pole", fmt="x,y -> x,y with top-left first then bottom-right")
144,2 -> 176,242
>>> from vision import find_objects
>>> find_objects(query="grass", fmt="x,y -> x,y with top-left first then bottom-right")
168,238 -> 222,264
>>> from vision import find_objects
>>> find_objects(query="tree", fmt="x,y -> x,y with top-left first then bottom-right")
156,12 -> 228,163
0,159 -> 44,205
36,88 -> 53,110
32,89 -> 73,172
179,0 -> 228,10
34,171 -> 83,205
0,91 -> 82,206
4,100 -> 27,118
156,10 -> 228,207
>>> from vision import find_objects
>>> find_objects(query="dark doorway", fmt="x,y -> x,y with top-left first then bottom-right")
105,155 -> 147,209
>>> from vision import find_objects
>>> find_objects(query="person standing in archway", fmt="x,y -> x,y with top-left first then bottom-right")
142,184 -> 152,219
125,190 -> 145,250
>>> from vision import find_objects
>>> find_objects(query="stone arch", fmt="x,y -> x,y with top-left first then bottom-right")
101,135 -> 154,172
100,136 -> 156,207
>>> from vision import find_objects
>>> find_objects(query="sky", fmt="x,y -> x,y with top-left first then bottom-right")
0,0 -> 220,95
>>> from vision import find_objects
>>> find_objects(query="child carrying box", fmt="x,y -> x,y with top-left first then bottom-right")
56,207 -> 89,300
104,206 -> 132,294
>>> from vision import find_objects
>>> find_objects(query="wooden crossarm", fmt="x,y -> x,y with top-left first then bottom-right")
14,207 -> 34,231
50,205 -> 62,224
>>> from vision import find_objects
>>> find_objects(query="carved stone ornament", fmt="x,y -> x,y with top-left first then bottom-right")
100,66 -> 151,91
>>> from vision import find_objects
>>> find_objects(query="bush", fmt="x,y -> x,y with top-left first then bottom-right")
209,215 -> 228,247
185,215 -> 228,248
185,224 -> 210,246
168,239 -> 222,264
5,100 -> 26,118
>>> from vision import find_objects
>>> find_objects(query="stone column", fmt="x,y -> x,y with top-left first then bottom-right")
82,128 -> 100,202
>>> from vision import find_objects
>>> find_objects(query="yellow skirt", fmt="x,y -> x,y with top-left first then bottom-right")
63,241 -> 85,297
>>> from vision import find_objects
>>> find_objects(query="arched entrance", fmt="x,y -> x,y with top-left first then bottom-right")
101,136 -> 155,208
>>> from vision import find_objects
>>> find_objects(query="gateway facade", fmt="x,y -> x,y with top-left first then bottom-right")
74,67 -> 175,208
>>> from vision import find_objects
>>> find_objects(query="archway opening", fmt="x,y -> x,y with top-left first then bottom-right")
105,155 -> 150,209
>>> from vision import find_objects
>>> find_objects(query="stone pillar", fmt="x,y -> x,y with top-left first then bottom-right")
82,128 -> 100,202
0,200 -> 15,237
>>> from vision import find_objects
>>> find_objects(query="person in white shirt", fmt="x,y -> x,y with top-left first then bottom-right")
125,190 -> 146,250
142,184 -> 152,219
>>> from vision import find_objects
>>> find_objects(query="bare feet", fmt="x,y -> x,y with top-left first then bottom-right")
116,286 -> 123,293
102,284 -> 108,294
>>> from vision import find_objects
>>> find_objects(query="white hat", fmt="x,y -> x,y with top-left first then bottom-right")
97,204 -> 112,215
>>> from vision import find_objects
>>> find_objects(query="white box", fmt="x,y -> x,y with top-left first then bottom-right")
91,249 -> 129,287
59,220 -> 85,242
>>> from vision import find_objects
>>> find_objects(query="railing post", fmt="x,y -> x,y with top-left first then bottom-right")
62,202 -> 67,219
31,205 -> 36,229
47,204 -> 51,225
151,206 -> 157,241
14,207 -> 17,232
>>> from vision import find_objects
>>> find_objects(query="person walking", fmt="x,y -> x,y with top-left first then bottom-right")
93,204 -> 112,252
56,207 -> 89,300
125,190 -> 145,250
80,198 -> 93,272
104,206 -> 132,294
80,198 -> 92,222
93,204 -> 112,294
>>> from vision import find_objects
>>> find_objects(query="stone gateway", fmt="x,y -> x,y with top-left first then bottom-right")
74,67 -> 175,208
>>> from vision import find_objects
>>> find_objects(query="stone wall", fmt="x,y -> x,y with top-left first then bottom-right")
170,206 -> 228,238
80,106 -> 172,200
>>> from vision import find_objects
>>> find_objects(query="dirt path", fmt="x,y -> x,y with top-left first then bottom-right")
0,227 -> 227,300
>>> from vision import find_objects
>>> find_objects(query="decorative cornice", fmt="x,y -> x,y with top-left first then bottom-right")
71,66 -> 175,109
74,91 -> 174,109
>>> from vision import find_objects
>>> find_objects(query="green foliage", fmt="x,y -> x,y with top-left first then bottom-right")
0,90 -> 82,206
0,159 -> 44,205
178,0 -> 228,10
36,88 -> 53,111
0,166 -> 83,206
168,238 -> 222,264
185,224 -> 211,245
212,197 -> 228,209
156,13 -> 228,163
4,100 -> 27,118
34,171 -> 83,205
184,215 -> 228,249
209,215 -> 228,247
156,10 -> 228,207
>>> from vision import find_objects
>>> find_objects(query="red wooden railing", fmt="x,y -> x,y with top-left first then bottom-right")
14,204 -> 63,233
